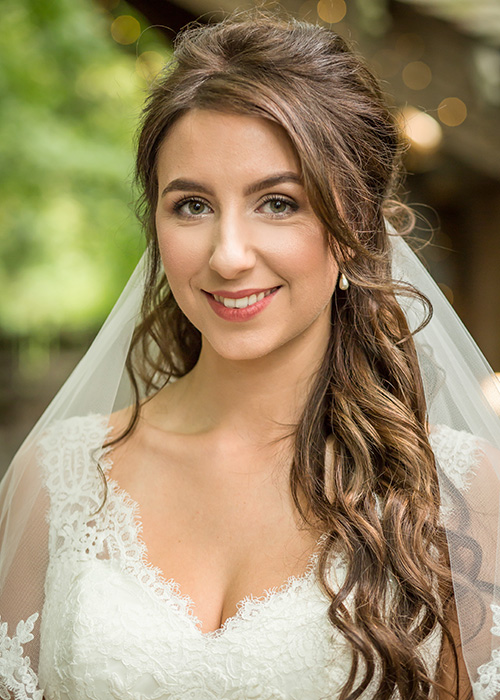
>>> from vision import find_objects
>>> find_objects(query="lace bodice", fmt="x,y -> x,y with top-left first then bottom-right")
0,415 -> 493,699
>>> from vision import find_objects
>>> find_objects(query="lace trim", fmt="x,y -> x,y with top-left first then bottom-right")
0,613 -> 43,700
101,440 -> 329,639
472,604 -> 500,700
36,413 -> 461,696
42,414 -> 329,640
429,423 -> 481,493
42,415 -> 486,652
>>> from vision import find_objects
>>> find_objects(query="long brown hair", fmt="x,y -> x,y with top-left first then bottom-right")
116,9 -> 463,699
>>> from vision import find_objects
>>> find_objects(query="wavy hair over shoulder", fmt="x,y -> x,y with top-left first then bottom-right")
117,9 -> 463,699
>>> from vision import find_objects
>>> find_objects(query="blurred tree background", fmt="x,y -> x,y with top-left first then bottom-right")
0,0 -> 170,463
2,0 -> 500,469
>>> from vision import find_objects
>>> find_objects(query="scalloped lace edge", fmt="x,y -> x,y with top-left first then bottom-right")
0,612 -> 43,700
102,443 -> 329,639
471,603 -> 500,700
53,414 -> 332,640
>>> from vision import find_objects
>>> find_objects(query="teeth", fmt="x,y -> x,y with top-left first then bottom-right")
213,287 -> 277,309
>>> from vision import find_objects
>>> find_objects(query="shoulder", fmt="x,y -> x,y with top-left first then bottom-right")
38,413 -> 110,449
37,414 -> 111,497
428,423 -> 486,492
38,413 -> 111,464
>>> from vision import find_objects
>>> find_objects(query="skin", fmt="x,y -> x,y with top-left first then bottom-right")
108,109 -> 338,633
152,109 -> 339,443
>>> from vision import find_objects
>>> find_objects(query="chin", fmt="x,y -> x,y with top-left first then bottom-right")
203,335 -> 283,363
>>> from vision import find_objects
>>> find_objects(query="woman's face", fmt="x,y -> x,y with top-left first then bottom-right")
155,109 -> 339,362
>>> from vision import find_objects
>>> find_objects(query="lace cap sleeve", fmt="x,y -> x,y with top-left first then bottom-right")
429,423 -> 482,493
0,414 -> 109,699
37,414 -> 109,500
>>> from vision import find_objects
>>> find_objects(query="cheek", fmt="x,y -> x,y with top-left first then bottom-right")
157,230 -> 202,290
292,235 -> 339,299
157,234 -> 203,325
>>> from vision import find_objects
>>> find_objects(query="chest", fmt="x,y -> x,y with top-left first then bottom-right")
40,448 -> 349,700
39,554 -> 346,700
106,432 -> 323,634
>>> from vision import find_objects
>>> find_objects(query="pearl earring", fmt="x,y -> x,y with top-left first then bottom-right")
338,273 -> 349,290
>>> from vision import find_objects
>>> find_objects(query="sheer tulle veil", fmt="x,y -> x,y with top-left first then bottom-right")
1,223 -> 500,698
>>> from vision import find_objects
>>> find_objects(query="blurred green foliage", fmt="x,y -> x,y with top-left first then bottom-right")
0,0 -> 170,336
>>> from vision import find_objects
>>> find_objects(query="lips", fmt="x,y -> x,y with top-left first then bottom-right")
206,286 -> 281,299
203,286 -> 281,322
210,287 -> 280,309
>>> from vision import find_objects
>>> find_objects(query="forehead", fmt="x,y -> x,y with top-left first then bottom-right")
156,109 -> 301,183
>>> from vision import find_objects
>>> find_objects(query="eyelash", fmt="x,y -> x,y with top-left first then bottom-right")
171,194 -> 299,219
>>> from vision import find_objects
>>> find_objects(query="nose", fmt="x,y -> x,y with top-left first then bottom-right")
208,212 -> 257,279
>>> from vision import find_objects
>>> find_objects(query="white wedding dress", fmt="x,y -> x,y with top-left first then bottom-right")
1,413 -> 494,699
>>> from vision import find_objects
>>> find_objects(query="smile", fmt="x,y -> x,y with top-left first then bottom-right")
203,286 -> 281,322
212,287 -> 280,309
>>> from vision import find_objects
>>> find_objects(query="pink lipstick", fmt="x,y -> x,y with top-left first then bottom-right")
202,287 -> 281,322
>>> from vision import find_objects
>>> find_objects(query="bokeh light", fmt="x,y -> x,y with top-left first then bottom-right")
400,106 -> 442,153
136,51 -> 166,83
402,61 -> 432,90
317,0 -> 347,24
111,15 -> 141,45
438,97 -> 467,126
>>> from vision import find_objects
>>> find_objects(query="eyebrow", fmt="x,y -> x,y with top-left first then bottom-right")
160,171 -> 303,198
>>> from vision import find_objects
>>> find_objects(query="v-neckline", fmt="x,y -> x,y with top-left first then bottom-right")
96,415 -> 327,640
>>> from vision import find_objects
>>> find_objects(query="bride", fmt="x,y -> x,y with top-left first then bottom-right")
1,9 -> 500,700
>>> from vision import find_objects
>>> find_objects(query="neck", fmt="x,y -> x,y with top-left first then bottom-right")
151,319 -> 330,449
